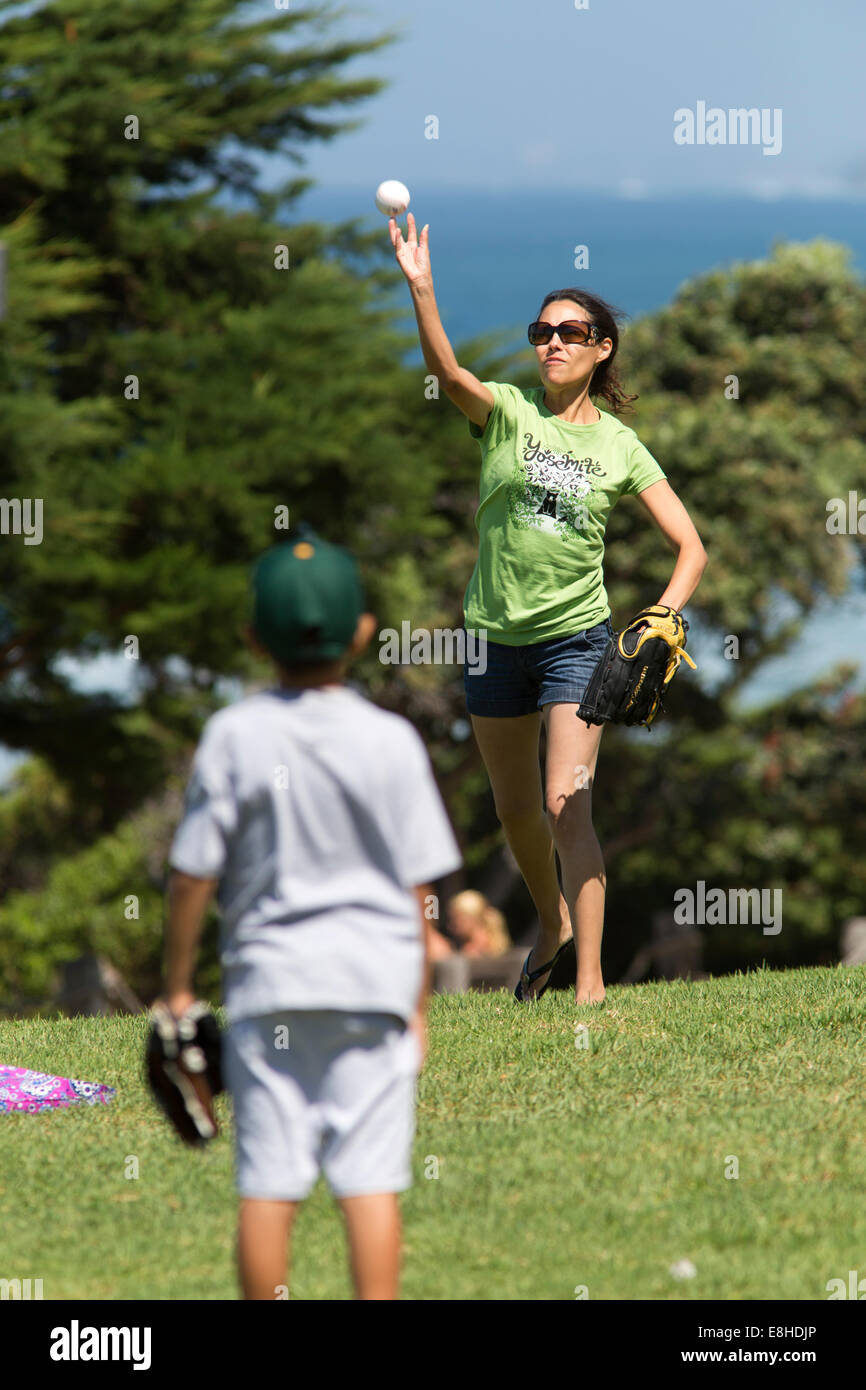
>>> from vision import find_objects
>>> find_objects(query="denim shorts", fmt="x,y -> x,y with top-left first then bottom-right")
463,617 -> 613,718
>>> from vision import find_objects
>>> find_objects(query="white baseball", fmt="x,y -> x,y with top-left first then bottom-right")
375,180 -> 411,217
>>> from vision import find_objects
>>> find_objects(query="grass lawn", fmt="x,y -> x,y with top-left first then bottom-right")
1,964 -> 864,1300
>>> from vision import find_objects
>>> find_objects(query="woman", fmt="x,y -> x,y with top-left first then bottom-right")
391,213 -> 707,1005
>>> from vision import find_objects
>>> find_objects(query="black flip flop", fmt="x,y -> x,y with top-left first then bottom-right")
514,939 -> 574,1002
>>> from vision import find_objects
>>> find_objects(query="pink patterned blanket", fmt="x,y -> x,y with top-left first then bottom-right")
0,1066 -> 116,1112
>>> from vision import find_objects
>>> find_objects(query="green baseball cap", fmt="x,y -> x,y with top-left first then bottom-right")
251,523 -> 365,666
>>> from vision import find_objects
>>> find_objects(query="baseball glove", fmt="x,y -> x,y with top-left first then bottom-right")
145,1000 -> 224,1146
577,605 -> 697,731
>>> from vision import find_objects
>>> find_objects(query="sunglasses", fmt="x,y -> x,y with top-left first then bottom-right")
527,319 -> 600,347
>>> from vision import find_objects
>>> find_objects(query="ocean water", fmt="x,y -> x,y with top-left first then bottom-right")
294,187 -> 866,353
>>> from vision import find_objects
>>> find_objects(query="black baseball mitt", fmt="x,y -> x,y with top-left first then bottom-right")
146,1000 -> 224,1146
577,605 -> 697,730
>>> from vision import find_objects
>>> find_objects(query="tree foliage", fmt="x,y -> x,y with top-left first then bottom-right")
0,0 -> 419,818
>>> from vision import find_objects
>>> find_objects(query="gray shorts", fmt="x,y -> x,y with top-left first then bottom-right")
224,1009 -> 421,1200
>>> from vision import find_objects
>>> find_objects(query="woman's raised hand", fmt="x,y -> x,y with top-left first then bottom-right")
390,212 -> 431,286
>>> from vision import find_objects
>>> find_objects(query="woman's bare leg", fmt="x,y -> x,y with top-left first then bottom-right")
541,704 -> 606,1002
470,712 -> 571,993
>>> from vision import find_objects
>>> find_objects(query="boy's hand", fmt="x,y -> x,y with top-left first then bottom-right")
145,1000 -> 224,1147
159,990 -> 197,1019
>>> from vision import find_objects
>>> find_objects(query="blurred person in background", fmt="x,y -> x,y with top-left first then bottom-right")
426,890 -> 511,959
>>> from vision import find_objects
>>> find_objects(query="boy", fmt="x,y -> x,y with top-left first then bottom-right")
159,524 -> 462,1299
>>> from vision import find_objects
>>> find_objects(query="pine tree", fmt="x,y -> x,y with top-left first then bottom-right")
0,0 -> 451,824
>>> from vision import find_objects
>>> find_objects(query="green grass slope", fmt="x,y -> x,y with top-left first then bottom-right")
1,965 -> 863,1300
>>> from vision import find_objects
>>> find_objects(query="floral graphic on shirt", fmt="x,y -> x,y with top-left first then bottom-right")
507,432 -> 607,539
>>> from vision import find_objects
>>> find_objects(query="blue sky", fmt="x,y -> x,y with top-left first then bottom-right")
268,0 -> 866,198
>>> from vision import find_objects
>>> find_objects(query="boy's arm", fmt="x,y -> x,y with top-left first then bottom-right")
409,884 -> 433,1067
161,869 -> 220,1015
411,883 -> 433,1018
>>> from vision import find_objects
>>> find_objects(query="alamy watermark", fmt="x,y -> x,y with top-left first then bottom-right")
674,102 -> 782,156
674,881 -> 782,935
0,1276 -> 43,1299
379,623 -> 488,673
0,498 -> 43,544
826,1269 -> 866,1299
826,492 -> 865,534
49,1321 -> 151,1370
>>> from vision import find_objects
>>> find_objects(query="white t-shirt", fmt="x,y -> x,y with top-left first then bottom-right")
168,685 -> 462,1025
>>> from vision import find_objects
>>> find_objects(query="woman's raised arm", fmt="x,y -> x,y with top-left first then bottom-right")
391,212 -> 494,428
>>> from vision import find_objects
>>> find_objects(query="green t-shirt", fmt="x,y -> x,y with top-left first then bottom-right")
464,382 -> 666,644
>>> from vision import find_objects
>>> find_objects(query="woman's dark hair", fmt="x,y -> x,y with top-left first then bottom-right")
536,288 -> 638,415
